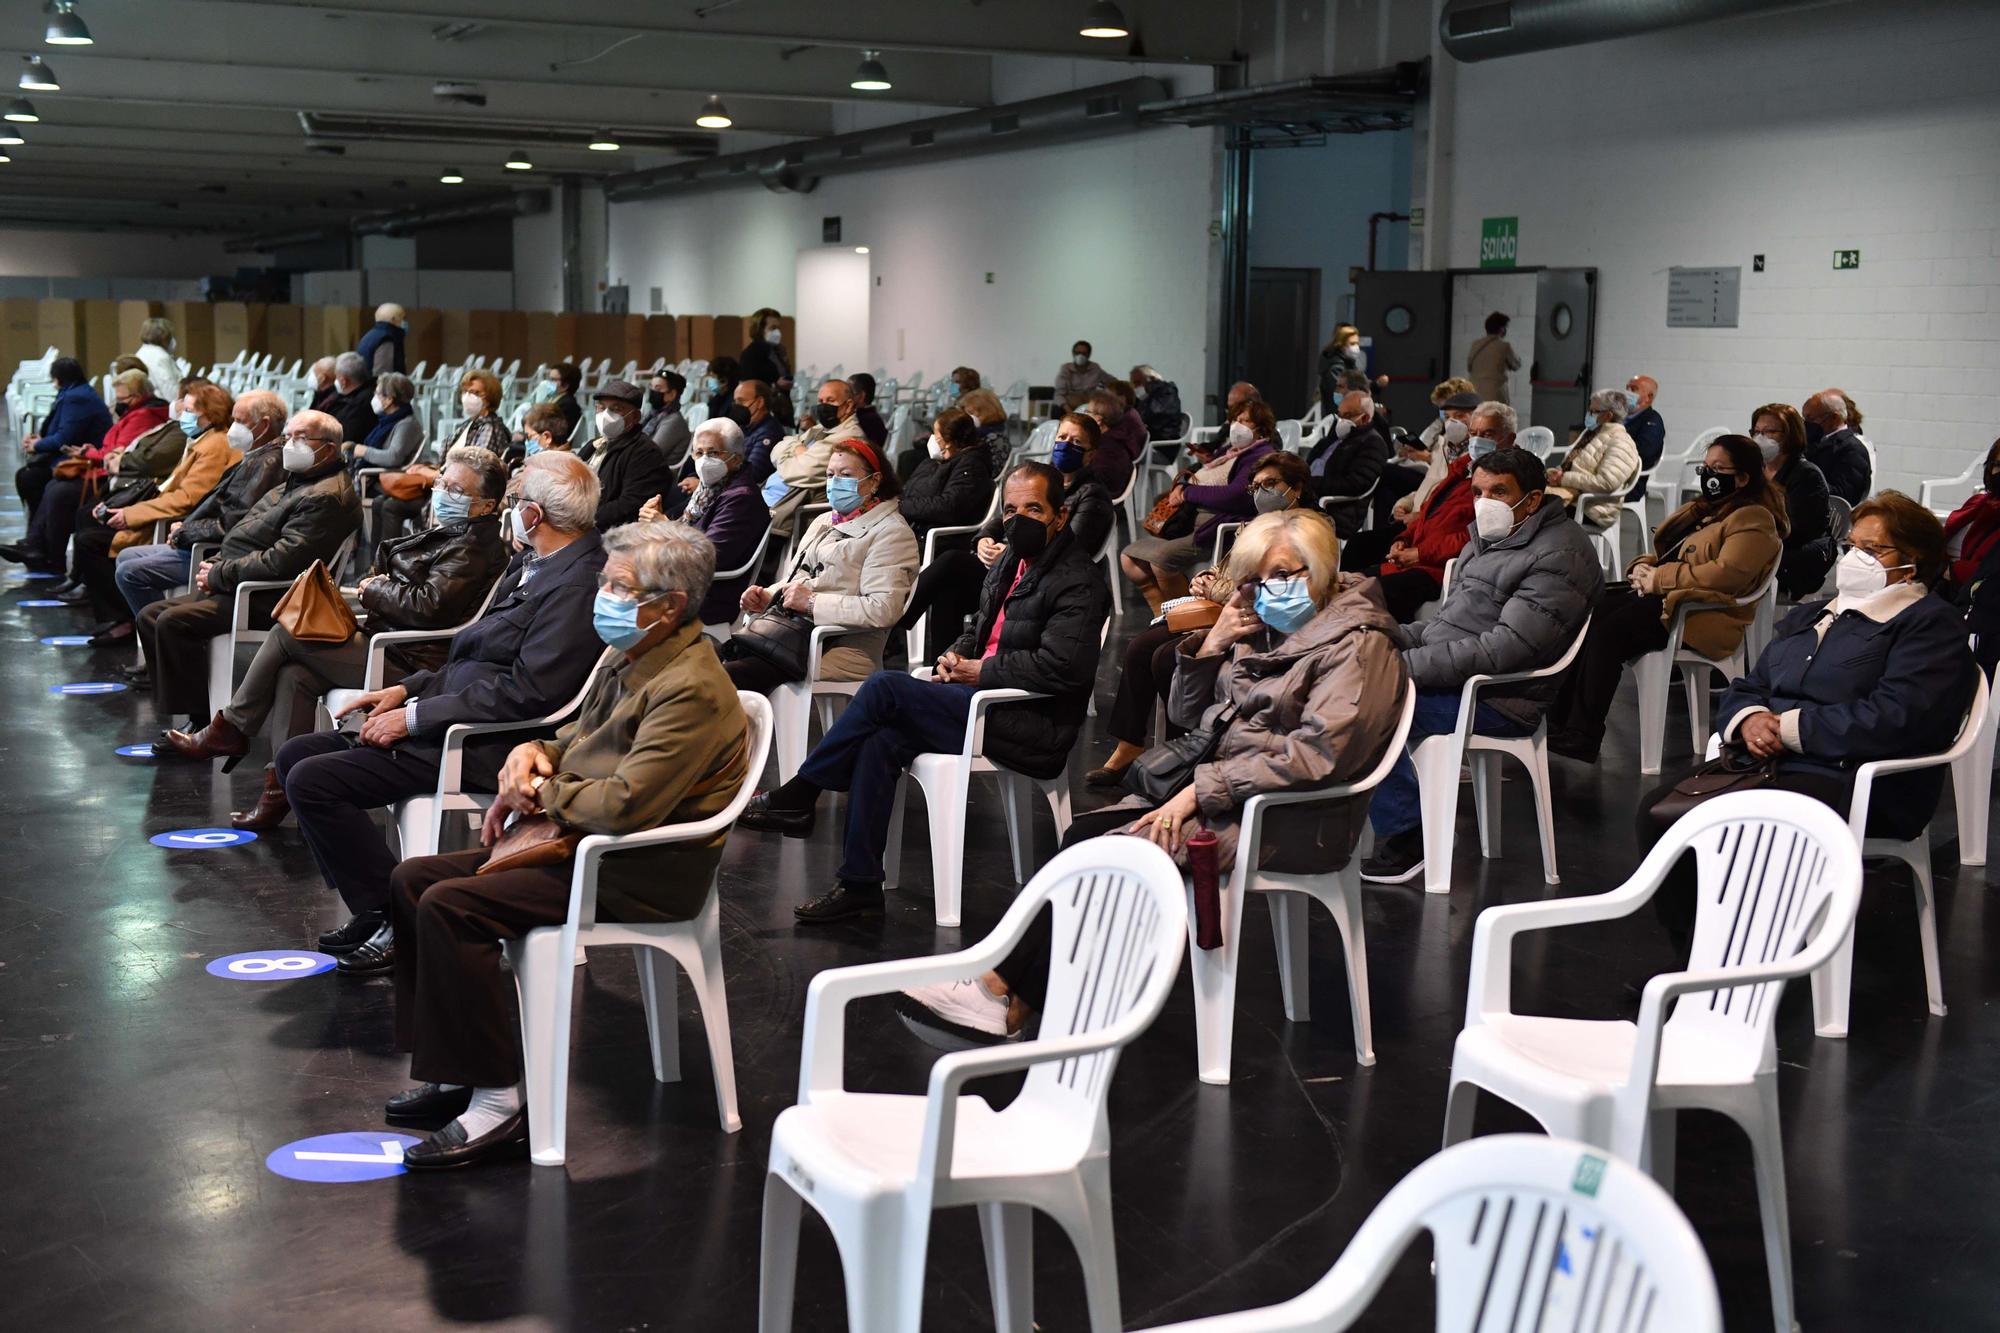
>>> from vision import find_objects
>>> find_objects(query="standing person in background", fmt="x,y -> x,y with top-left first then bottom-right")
642,369 -> 690,465
1055,339 -> 1107,409
1317,324 -> 1370,410
14,355 -> 112,520
1466,312 -> 1520,404
355,304 -> 407,377
737,307 -> 795,428
847,373 -> 891,450
1622,376 -> 1664,497
1129,365 -> 1184,438
133,317 -> 182,409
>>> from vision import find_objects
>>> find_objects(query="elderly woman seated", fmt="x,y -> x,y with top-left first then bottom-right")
343,371 -> 422,475
639,416 -> 770,626
1645,492 -> 1978,840
1545,385 -> 1642,530
899,506 -> 1411,1042
152,444 -> 511,768
379,521 -> 751,1169
1121,400 -> 1280,613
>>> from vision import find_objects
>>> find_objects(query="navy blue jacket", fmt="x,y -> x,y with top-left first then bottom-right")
398,529 -> 608,751
1624,407 -> 1664,500
1808,427 -> 1872,506
741,414 -> 787,483
34,381 -> 114,455
355,320 -> 406,375
1719,591 -> 1977,824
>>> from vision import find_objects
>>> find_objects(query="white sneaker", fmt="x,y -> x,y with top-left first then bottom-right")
894,978 -> 1019,1050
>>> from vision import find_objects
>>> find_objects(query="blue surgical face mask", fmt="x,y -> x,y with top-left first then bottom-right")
1468,436 -> 1499,459
523,433 -> 546,457
1582,412 -> 1599,431
826,475 -> 866,515
178,410 -> 201,435
1052,442 -> 1086,473
1253,577 -> 1317,634
431,489 -> 472,526
592,589 -> 658,651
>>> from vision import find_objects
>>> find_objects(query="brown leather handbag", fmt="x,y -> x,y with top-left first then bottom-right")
1142,477 -> 1198,539
52,456 -> 90,480
477,813 -> 582,875
270,559 -> 360,643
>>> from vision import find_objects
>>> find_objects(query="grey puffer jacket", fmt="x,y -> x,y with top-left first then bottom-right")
1400,495 -> 1601,725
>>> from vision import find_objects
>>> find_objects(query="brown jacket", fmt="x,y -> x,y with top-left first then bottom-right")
112,426 -> 242,552
531,620 -> 750,923
1160,574 -> 1410,873
1631,501 -> 1783,659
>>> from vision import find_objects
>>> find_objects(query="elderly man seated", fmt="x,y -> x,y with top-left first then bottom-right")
135,409 -> 359,722
764,376 -> 864,537
380,521 -> 749,1170
321,351 -> 378,448
269,452 -> 608,974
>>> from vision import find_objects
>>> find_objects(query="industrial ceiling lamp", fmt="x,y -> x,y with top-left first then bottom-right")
4,98 -> 38,123
503,147 -> 533,170
1078,0 -> 1130,38
849,50 -> 891,92
438,168 -> 464,184
19,57 -> 59,92
587,129 -> 620,151
694,95 -> 732,129
44,2 -> 93,46
0,128 -> 26,147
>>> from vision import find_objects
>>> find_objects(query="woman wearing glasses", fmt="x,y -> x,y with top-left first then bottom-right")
154,446 -> 512,793
1547,433 -> 1787,763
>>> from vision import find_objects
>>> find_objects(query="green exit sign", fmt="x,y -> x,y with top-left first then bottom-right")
1834,249 -> 1861,270
1479,216 -> 1519,269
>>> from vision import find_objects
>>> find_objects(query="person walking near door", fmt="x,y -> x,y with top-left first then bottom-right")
1467,312 -> 1521,404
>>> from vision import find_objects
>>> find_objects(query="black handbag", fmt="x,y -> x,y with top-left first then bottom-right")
1647,741 -> 1779,830
722,606 -> 815,683
1123,702 -> 1238,805
102,477 -> 160,510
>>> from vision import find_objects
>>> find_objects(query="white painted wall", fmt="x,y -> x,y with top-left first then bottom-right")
0,228 -> 259,281
605,125 -> 1220,402
1438,0 -> 2000,492
793,247 -> 871,374
1450,272 -> 1534,411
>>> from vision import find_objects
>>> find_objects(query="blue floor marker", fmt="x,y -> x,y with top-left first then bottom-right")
149,827 -> 258,849
41,635 -> 92,646
265,1132 -> 422,1183
50,681 -> 127,695
18,599 -> 65,608
206,950 -> 336,981
115,744 -> 158,758
11,571 -> 59,581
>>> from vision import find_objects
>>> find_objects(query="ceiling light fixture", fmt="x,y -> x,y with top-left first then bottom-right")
587,130 -> 620,151
854,246 -> 870,255
0,129 -> 26,147
694,95 -> 732,130
438,168 -> 464,184
1079,0 -> 1130,38
44,2 -> 93,46
503,148 -> 533,170
0,153 -> 12,164
19,57 -> 59,92
849,50 -> 891,93
4,98 -> 38,123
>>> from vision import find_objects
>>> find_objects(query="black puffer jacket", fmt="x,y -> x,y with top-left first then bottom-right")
358,513 -> 510,630
949,527 -> 1110,778
581,432 -> 677,531
899,446 -> 994,536
206,460 -> 360,595
176,442 -> 285,547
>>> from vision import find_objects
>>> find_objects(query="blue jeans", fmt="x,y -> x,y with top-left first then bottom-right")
114,544 -> 191,619
1368,689 -> 1535,839
798,670 -> 978,884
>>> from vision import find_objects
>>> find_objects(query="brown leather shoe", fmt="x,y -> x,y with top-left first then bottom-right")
153,711 -> 250,771
230,767 -> 289,831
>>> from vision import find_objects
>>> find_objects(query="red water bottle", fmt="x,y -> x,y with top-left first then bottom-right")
1187,827 -> 1223,950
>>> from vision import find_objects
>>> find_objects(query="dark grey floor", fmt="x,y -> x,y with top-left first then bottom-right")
0,479 -> 1993,1332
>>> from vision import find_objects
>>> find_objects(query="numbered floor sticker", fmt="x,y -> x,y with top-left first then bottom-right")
50,682 -> 127,696
266,1132 -> 423,1183
151,827 -> 259,849
41,635 -> 93,646
206,950 -> 335,981
18,599 -> 66,608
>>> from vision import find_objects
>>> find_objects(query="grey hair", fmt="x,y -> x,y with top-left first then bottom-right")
334,351 -> 368,383
375,371 -> 414,407
312,356 -> 337,378
1813,391 -> 1849,422
693,415 -> 745,457
1588,387 -> 1630,421
1339,390 -> 1376,417
603,520 -> 716,613
1132,364 -> 1160,380
236,389 -> 288,432
1472,399 -> 1519,439
517,450 -> 600,532
443,444 -> 508,501
286,408 -> 344,445
139,316 -> 175,347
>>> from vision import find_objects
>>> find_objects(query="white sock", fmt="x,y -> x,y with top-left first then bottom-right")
450,1083 -> 522,1139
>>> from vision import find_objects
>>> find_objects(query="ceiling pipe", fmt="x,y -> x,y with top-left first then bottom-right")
227,187 -> 548,251
1440,0 -> 1843,61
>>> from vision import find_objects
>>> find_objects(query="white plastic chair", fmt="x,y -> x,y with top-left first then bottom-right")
1576,467 -> 1652,577
758,837 -> 1188,1333
203,532 -> 359,729
502,691 -> 771,1166
1648,427 -> 1731,517
770,623 -> 873,784
1443,791 -> 1862,1333
1141,1134 -> 1721,1333
1951,661 -> 1998,869
319,574 -> 505,727
702,522 -> 774,644
1410,613 -> 1591,895
1135,414 -> 1192,518
1514,424 -> 1555,460
1275,419 -> 1302,454
1919,455 -> 1985,518
881,671 -> 1075,927
903,486 -> 1004,662
1189,688 -> 1416,1084
1632,572 -> 1778,776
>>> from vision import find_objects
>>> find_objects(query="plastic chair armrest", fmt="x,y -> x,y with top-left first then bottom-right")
964,687 -> 1045,759
231,578 -> 293,631
1465,886 -> 1657,1026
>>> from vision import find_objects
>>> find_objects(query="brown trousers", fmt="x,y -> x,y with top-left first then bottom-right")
137,591 -> 228,717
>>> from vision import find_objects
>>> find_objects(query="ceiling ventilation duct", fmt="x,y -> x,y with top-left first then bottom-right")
1439,0 -> 1842,62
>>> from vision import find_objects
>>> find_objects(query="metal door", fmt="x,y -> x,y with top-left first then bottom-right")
1353,271 -> 1451,427
1530,267 -> 1596,437
1247,267 -> 1320,419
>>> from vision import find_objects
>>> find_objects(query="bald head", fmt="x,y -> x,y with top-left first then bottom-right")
1624,374 -> 1657,412
1225,381 -> 1262,414
1802,389 -> 1848,434
1337,390 -> 1374,426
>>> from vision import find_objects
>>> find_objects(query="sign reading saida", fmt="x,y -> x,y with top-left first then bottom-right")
1480,216 -> 1520,269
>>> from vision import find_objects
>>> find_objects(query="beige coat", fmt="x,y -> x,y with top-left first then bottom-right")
1550,422 -> 1641,529
1631,502 -> 1784,659
779,497 -> 919,680
1466,334 -> 1519,404
112,426 -> 242,552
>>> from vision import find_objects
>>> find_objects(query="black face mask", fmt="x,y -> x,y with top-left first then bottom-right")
814,402 -> 841,430
1004,514 -> 1052,559
1803,419 -> 1826,446
646,390 -> 666,411
1694,465 -> 1736,501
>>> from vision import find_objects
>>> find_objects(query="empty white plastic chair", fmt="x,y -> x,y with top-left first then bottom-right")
759,836 -> 1188,1333
1632,573 -> 1777,776
770,623 -> 874,784
503,691 -> 771,1166
1141,1134 -> 1721,1333
1442,791 -> 1862,1333
1189,688 -> 1416,1084
1950,661 -> 1998,869
1919,455 -> 1985,518
1514,424 -> 1555,460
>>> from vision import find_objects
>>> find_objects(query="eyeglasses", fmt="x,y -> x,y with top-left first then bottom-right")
1249,566 -> 1308,596
1247,481 -> 1292,495
281,432 -> 328,445
436,483 -> 473,501
1839,541 -> 1904,565
595,573 -> 665,601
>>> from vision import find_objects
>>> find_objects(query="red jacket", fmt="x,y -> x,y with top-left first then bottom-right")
90,399 -> 170,463
1386,453 -> 1475,583
1944,491 -> 2000,588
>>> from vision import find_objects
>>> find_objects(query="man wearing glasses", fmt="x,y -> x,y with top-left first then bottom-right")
136,409 -> 361,726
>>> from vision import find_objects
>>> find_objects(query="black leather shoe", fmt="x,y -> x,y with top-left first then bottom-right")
794,882 -> 884,923
385,1082 -> 473,1126
0,542 -> 36,565
402,1109 -> 530,1170
53,583 -> 89,604
318,912 -> 385,955
1358,830 -> 1426,885
89,623 -> 135,648
335,923 -> 394,975
738,793 -> 816,838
